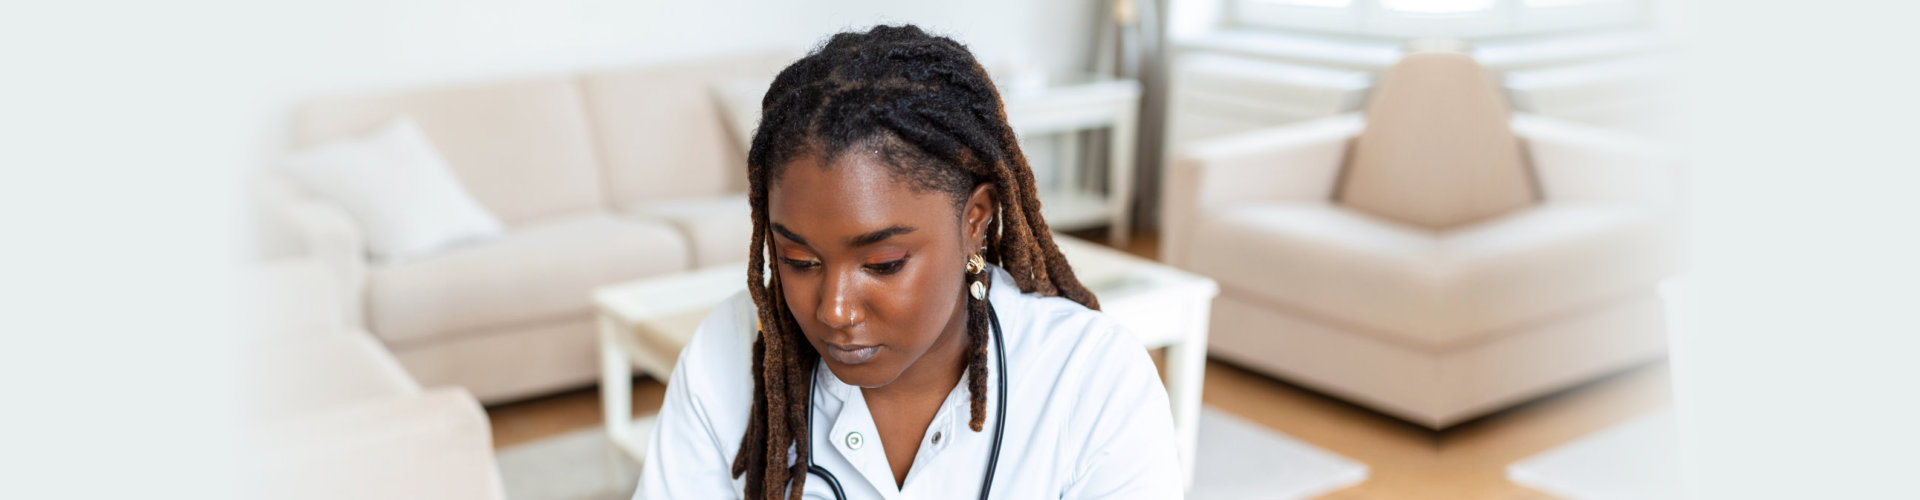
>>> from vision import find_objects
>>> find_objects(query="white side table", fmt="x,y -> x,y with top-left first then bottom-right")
1002,75 -> 1142,247
594,265 -> 745,476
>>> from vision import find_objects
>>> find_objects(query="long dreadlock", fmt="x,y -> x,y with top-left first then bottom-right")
733,25 -> 1100,499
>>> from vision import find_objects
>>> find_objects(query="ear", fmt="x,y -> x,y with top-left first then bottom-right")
961,183 -> 997,251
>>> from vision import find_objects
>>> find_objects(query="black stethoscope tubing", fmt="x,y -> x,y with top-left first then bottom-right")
803,301 -> 1008,500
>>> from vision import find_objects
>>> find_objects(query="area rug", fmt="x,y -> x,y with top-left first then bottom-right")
1187,408 -> 1369,500
496,406 -> 1368,500
1507,406 -> 1683,500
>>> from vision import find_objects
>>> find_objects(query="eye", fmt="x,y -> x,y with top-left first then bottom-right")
864,258 -> 907,275
780,257 -> 821,272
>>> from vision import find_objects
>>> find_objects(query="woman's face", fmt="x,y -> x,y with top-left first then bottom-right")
767,150 -> 991,389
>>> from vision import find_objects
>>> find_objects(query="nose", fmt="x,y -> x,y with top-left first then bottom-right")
816,267 -> 864,329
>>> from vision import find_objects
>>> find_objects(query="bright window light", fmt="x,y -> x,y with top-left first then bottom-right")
1251,0 -> 1353,8
1525,0 -> 1615,6
1379,0 -> 1496,14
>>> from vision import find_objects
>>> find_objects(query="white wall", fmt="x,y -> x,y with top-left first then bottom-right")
1672,0 -> 1920,498
251,0 -> 1098,162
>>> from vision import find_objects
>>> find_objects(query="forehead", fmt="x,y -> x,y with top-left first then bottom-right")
767,151 -> 960,243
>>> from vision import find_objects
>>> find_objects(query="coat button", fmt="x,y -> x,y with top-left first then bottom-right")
845,432 -> 864,450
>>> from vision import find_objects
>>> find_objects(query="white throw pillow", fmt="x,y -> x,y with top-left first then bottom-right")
282,116 -> 504,263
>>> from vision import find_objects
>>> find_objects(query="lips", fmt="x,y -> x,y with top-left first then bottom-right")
823,341 -> 881,365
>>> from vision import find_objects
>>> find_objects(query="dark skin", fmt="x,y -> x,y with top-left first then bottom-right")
767,149 -> 996,487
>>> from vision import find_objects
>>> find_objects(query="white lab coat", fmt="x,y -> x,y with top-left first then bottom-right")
634,265 -> 1183,499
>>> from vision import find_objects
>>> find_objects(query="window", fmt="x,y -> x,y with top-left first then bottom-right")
1525,0 -> 1614,6
1251,0 -> 1353,7
1231,0 -> 1645,38
1379,0 -> 1497,15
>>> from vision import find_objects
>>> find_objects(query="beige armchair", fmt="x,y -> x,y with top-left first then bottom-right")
1161,49 -> 1680,427
242,191 -> 507,499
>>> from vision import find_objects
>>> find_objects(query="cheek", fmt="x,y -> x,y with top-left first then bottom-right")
776,275 -> 818,329
877,259 -> 962,345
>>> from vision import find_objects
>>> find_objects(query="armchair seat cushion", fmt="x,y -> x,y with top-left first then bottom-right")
1189,201 -> 1674,348
620,195 -> 751,268
367,213 -> 690,344
241,388 -> 507,500
239,329 -> 420,424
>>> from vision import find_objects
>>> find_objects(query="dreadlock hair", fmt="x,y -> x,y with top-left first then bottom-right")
731,24 -> 1102,499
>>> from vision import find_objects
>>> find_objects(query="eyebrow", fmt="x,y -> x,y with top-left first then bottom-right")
846,225 -> 917,248
771,223 -> 810,247
770,223 -> 917,249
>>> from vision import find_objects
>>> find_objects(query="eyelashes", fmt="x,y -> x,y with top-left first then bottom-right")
778,257 -> 820,271
778,257 -> 908,275
864,259 -> 906,275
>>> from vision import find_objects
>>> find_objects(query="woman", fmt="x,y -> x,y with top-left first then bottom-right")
636,25 -> 1181,499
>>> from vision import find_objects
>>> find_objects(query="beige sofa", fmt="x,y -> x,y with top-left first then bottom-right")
276,53 -> 792,403
1161,49 -> 1681,427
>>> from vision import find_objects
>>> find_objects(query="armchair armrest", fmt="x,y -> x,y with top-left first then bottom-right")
1514,113 -> 1680,206
1161,114 -> 1360,267
254,170 -> 368,327
284,200 -> 366,327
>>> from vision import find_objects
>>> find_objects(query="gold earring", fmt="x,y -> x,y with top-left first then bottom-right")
966,252 -> 988,300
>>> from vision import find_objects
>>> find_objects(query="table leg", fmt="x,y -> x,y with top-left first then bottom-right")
1058,131 -> 1082,195
1106,106 -> 1137,247
599,315 -> 636,484
1162,298 -> 1210,489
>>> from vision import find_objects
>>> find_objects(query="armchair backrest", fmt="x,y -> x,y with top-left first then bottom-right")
1337,49 -> 1537,230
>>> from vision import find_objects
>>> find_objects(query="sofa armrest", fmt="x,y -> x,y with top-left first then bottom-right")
240,387 -> 507,500
1161,114 -> 1360,267
1514,113 -> 1680,206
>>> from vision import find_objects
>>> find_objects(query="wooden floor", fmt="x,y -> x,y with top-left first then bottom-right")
486,229 -> 1674,499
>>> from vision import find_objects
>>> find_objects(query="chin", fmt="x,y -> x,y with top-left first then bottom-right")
824,360 -> 906,389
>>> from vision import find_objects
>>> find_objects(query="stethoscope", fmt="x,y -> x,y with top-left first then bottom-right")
801,301 -> 1009,500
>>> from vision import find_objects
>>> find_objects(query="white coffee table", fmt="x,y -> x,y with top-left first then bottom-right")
595,235 -> 1217,485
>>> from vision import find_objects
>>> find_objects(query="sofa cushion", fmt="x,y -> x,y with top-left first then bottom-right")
1188,201 -> 1673,348
1337,50 -> 1537,230
367,213 -> 690,344
386,317 -> 601,404
292,77 -> 605,226
578,53 -> 793,204
620,195 -> 751,268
